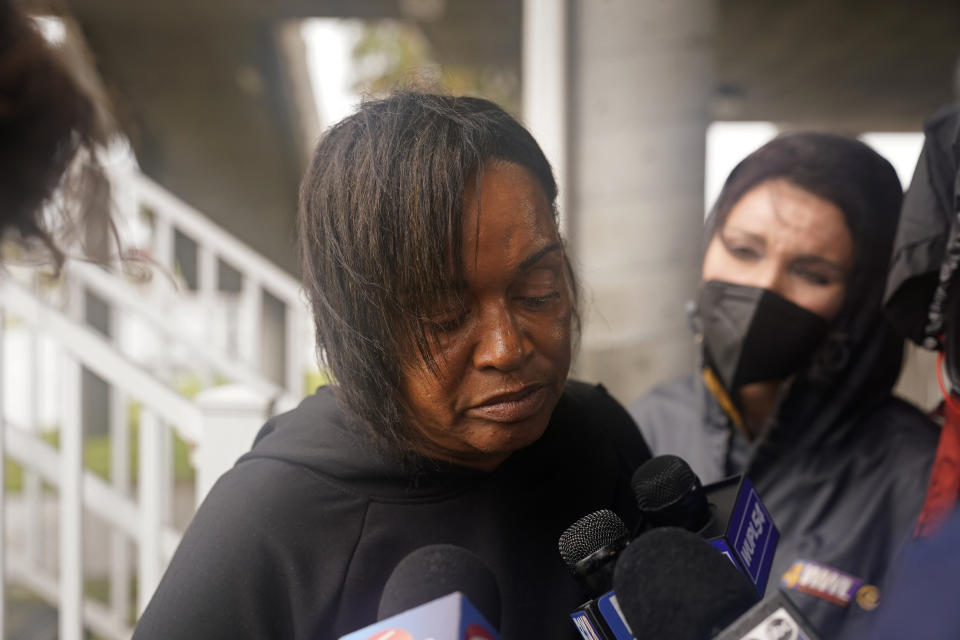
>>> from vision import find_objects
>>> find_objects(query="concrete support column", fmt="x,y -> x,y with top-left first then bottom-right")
568,0 -> 715,404
523,0 -> 570,232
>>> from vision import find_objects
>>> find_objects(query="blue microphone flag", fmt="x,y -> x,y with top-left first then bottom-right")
704,475 -> 779,596
337,592 -> 500,640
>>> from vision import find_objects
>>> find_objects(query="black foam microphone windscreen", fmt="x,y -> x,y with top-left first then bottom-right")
631,455 -> 714,534
376,544 -> 501,628
613,527 -> 759,639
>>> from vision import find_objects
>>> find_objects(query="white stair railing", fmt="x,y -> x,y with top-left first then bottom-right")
1,275 -> 276,640
112,166 -> 314,400
0,163 -> 315,639
1,277 -> 202,639
63,260 -> 297,409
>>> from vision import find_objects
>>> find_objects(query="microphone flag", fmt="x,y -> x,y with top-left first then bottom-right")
337,592 -> 500,640
702,474 -> 779,596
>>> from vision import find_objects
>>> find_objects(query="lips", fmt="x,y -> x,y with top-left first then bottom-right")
467,384 -> 550,423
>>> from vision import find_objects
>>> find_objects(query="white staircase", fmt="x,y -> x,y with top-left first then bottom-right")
0,162 -> 317,640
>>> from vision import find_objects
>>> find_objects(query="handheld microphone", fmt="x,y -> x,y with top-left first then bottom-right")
714,589 -> 822,640
613,527 -> 759,639
560,510 -> 634,640
559,509 -> 630,595
632,455 -> 779,596
632,454 -> 719,536
338,544 -> 501,640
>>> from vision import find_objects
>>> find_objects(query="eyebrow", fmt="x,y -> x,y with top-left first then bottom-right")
520,242 -> 563,270
721,228 -> 848,276
790,255 -> 848,277
720,226 -> 762,245
448,242 -> 564,292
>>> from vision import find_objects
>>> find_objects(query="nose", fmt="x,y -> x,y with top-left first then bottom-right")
472,304 -> 533,372
748,261 -> 787,297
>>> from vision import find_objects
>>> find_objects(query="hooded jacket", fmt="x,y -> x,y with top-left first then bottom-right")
848,104 -> 960,639
631,321 -> 940,640
632,369 -> 935,636
132,380 -> 650,640
631,133 -> 940,638
884,103 -> 960,348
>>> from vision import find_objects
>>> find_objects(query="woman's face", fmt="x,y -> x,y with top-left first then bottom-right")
702,179 -> 854,321
400,161 -> 572,471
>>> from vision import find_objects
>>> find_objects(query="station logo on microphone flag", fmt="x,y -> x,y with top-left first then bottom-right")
703,475 -> 779,596
780,560 -> 869,608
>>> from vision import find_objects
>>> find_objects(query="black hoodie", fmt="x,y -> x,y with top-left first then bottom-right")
133,380 -> 650,639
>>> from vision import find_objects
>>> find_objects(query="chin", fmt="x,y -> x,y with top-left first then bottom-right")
485,415 -> 550,456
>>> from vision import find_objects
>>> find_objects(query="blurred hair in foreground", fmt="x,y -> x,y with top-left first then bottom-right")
0,0 -> 119,271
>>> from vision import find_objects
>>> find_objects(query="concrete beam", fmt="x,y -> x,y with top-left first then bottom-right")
716,0 -> 960,131
27,0 -> 402,22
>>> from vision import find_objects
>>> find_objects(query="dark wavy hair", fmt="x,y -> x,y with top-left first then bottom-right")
298,92 -> 576,454
0,0 -> 114,268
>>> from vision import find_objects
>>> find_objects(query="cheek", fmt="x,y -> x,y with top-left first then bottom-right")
400,370 -> 438,422
540,308 -> 574,373
546,325 -> 571,366
400,353 -> 460,424
811,284 -> 847,322
786,280 -> 846,322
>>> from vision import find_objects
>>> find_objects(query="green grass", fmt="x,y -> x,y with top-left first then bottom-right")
304,368 -> 330,395
4,458 -> 24,492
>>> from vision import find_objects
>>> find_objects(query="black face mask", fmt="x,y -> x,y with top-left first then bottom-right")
697,280 -> 830,392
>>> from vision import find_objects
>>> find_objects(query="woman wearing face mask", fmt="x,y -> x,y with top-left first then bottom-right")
629,133 -> 938,638
132,92 -> 651,640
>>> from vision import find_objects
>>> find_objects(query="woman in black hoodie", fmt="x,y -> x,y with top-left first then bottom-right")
133,92 -> 650,640
629,133 -> 938,638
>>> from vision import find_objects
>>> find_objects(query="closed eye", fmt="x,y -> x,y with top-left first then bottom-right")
790,257 -> 845,287
719,230 -> 763,262
429,310 -> 469,334
726,244 -> 761,261
792,267 -> 833,287
517,292 -> 561,310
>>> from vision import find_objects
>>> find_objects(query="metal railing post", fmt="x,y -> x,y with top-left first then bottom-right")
239,276 -> 262,369
25,309 -> 44,573
137,408 -> 163,616
153,216 -> 174,273
0,307 -> 7,635
285,301 -> 304,397
108,384 -> 131,624
108,300 -> 131,625
60,276 -> 85,640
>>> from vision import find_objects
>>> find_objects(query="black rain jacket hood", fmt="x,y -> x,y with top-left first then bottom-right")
883,103 -> 960,353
